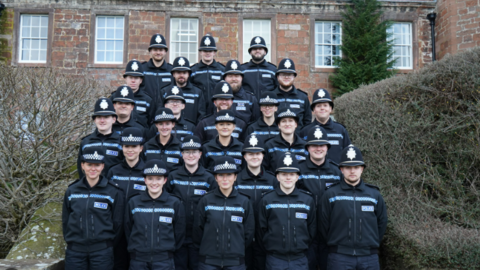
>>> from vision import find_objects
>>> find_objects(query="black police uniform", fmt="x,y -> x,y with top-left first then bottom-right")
143,135 -> 183,172
145,115 -> 195,142
297,158 -> 342,205
202,136 -> 244,171
106,159 -> 146,200
142,59 -> 173,103
235,168 -> 276,213
191,59 -> 225,109
111,86 -> 147,136
160,81 -> 206,125
194,112 -> 247,143
112,114 -> 146,137
246,118 -> 279,143
232,87 -> 260,125
272,85 -> 312,130
264,134 -> 307,172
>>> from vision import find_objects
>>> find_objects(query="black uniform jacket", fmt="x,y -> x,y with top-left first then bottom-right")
299,118 -> 352,164
107,159 -> 146,199
264,134 -> 308,172
142,59 -> 173,103
201,136 -> 244,171
77,129 -> 124,179
319,179 -> 388,256
235,167 -> 277,213
231,87 -> 261,125
160,81 -> 206,124
194,112 -> 247,143
190,59 -> 225,112
193,187 -> 255,267
112,114 -> 147,137
257,187 -> 316,260
62,176 -> 125,252
110,88 -> 155,128
143,135 -> 183,171
272,86 -> 312,129
145,115 -> 196,142
166,165 -> 217,242
125,190 -> 186,262
240,59 -> 277,101
245,117 -> 279,143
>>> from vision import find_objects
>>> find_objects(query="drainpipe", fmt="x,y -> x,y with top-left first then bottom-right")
427,13 -> 437,62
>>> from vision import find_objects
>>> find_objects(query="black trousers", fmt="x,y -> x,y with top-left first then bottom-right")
65,246 -> 114,270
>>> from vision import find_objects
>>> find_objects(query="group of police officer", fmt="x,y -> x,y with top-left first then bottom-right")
62,33 -> 388,270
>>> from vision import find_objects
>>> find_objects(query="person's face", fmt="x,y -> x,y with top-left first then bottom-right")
125,76 -> 143,91
340,166 -> 364,184
113,102 -> 134,118
94,115 -> 116,132
165,99 -> 185,115
81,162 -> 104,180
313,103 -> 333,122
173,71 -> 189,85
149,47 -> 167,62
145,175 -> 166,196
278,118 -> 297,135
216,122 -> 235,137
123,144 -> 143,162
260,105 -> 278,118
213,98 -> 233,111
250,47 -> 267,61
215,173 -> 237,191
277,172 -> 299,190
224,74 -> 243,93
308,144 -> 328,162
200,50 -> 216,62
244,152 -> 264,168
155,121 -> 175,137
182,149 -> 202,166
277,73 -> 295,88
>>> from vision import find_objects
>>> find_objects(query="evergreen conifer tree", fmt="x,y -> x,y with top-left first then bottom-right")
330,0 -> 396,96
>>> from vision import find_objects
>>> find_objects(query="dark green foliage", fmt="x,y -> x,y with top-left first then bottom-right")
330,0 -> 396,96
334,47 -> 480,269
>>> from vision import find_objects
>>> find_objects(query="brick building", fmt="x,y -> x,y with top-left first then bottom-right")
0,0 -> 477,96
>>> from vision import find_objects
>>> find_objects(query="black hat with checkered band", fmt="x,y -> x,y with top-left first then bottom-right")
212,156 -> 238,174
82,146 -> 105,164
143,159 -> 168,176
120,127 -> 144,146
153,107 -> 176,123
181,135 -> 202,150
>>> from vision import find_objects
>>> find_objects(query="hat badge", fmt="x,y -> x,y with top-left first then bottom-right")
231,61 -> 238,70
100,99 -> 109,110
284,60 -> 292,69
318,89 -> 326,98
155,35 -> 162,44
128,134 -> 133,139
162,111 -> 166,116
222,83 -> 229,93
249,135 -> 258,147
284,154 -> 293,166
224,161 -> 230,167
93,151 -> 99,158
153,164 -> 158,170
189,139 -> 194,144
204,37 -> 211,46
265,96 -> 270,101
178,58 -> 186,66
314,128 -> 323,139
120,87 -> 129,97
131,61 -> 139,71
172,86 -> 179,95
347,147 -> 356,160
225,113 -> 230,118
255,37 -> 261,44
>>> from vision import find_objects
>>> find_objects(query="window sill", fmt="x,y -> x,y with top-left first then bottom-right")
87,63 -> 126,69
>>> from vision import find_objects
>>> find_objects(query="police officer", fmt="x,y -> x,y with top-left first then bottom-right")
194,81 -> 247,143
257,152 -> 316,270
319,145 -> 387,270
63,146 -> 125,270
143,108 -> 182,171
112,85 -> 147,136
190,35 -> 225,113
245,92 -> 280,142
141,34 -> 173,103
146,86 -> 196,142
77,98 -> 123,179
241,36 -> 277,100
236,134 -> 277,270
271,58 -> 312,129
223,60 -> 260,124
160,56 -> 206,124
166,135 -> 216,270
193,156 -> 255,270
125,159 -> 186,269
299,88 -> 351,164
201,109 -> 244,171
264,107 -> 308,172
297,125 -> 343,270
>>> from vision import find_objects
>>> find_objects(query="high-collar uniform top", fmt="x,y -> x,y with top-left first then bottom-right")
112,113 -> 147,137
246,117 -> 279,143
145,115 -> 195,142
193,187 -> 255,267
166,165 -> 217,243
110,87 -> 155,128
106,159 -> 146,199
299,118 -> 352,164
160,81 -> 206,124
264,134 -> 308,172
190,59 -> 225,112
319,179 -> 388,256
142,135 -> 183,171
240,59 -> 277,101
257,187 -> 316,260
77,129 -> 124,179
125,190 -> 186,262
141,59 -> 173,103
62,176 -> 125,252
201,136 -> 244,171
194,111 -> 247,143
230,87 -> 261,125
272,85 -> 312,130
235,167 -> 277,213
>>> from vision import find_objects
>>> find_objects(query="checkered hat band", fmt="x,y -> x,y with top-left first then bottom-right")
278,111 -> 297,118
155,114 -> 175,121
214,163 -> 237,172
83,154 -> 104,161
122,136 -> 143,143
182,141 -> 202,148
216,116 -> 235,122
259,98 -> 279,104
144,167 -> 167,174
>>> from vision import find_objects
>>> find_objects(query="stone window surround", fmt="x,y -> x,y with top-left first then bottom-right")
165,12 -> 204,64
13,8 -> 54,67
238,14 -> 276,64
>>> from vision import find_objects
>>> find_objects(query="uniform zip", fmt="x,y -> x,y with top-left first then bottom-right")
359,219 -> 362,241
353,188 -> 357,256
221,197 -> 227,267
85,190 -> 91,240
125,168 -> 132,199
287,197 -> 291,262
150,200 -> 155,262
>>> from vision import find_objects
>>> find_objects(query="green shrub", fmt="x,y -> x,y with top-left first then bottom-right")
334,47 -> 480,269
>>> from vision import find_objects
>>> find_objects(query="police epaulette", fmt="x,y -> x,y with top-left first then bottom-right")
264,170 -> 275,176
296,88 -> 308,95
238,192 -> 251,199
298,189 -> 312,196
80,133 -> 93,140
204,190 -> 215,196
127,192 -> 141,201
184,118 -> 196,125
261,189 -> 275,197
245,90 -> 255,96
332,120 -> 347,129
365,183 -> 380,191
327,181 -> 340,189
68,179 -> 81,187
108,180 -> 121,189
267,62 -> 277,67
328,159 -> 339,167
263,136 -> 275,144
217,61 -> 225,67
200,113 -> 214,121
169,193 -> 183,201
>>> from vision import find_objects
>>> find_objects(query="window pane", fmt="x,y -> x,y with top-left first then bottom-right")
39,51 -> 46,61
98,28 -> 105,39
106,51 -> 114,62
40,39 -> 47,50
106,29 -> 114,39
40,27 -> 48,38
107,17 -> 115,27
115,51 -> 123,62
31,50 -> 39,61
98,17 -> 105,27
22,27 -> 30,38
115,40 -> 123,51
22,16 -> 31,26
115,29 -> 123,39
41,16 -> 48,26
97,51 -> 105,62
32,16 -> 40,27
115,17 -> 123,28
21,50 -> 30,61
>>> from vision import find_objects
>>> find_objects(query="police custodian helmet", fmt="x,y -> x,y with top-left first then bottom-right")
339,144 -> 366,167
